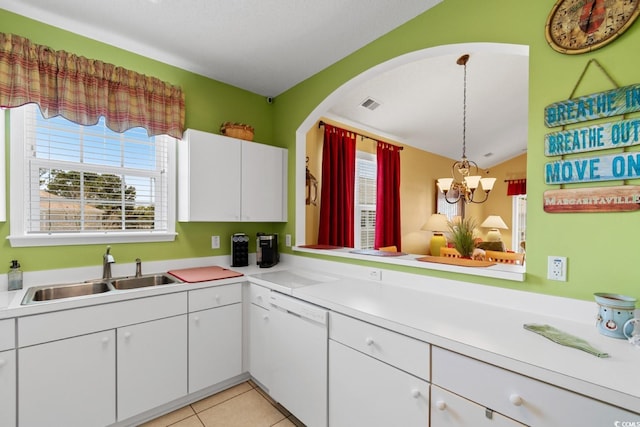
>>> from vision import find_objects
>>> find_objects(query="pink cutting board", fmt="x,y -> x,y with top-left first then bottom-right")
168,266 -> 244,283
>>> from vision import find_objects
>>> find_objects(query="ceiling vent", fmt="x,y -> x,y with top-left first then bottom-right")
360,97 -> 381,111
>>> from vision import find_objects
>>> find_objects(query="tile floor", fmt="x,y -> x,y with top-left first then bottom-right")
140,381 -> 305,427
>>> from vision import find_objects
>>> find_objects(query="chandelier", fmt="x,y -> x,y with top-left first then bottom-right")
437,54 -> 495,204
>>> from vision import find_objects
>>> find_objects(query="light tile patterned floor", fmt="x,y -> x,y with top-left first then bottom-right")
140,381 -> 305,427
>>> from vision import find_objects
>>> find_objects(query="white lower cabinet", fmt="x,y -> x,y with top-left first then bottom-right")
18,330 -> 116,427
329,340 -> 429,427
0,349 -> 16,427
432,346 -> 639,426
328,313 -> 430,427
189,303 -> 242,393
117,315 -> 188,421
431,385 -> 526,426
248,283 -> 271,390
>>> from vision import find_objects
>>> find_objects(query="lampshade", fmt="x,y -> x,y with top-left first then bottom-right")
421,214 -> 449,257
421,213 -> 449,232
480,215 -> 508,242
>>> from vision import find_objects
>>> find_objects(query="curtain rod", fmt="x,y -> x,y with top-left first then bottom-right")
318,121 -> 403,150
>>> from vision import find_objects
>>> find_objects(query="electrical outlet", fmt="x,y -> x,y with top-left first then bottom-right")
547,256 -> 567,281
211,235 -> 220,249
285,234 -> 292,247
368,269 -> 382,281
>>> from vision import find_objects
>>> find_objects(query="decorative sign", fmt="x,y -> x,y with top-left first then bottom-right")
545,152 -> 640,184
545,118 -> 640,156
545,83 -> 640,128
544,186 -> 640,213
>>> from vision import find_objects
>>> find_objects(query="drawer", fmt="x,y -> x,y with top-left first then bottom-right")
189,282 -> 242,312
0,319 -> 14,352
329,312 -> 430,381
19,293 -> 187,347
431,385 -> 526,426
432,346 -> 639,426
248,282 -> 271,309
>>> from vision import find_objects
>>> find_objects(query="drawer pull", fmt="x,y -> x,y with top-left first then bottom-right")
215,295 -> 221,303
509,394 -> 524,406
365,337 -> 374,346
411,389 -> 421,398
263,315 -> 269,321
257,295 -> 263,302
435,400 -> 447,411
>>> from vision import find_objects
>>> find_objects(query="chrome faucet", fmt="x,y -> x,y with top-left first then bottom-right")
102,246 -> 115,280
135,258 -> 142,278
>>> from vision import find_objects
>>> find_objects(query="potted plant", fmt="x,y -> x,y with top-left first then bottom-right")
447,217 -> 478,258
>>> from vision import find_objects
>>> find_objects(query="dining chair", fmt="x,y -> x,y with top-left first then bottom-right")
439,247 -> 461,258
485,250 -> 525,265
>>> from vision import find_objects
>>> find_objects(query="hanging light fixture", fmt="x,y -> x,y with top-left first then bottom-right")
437,54 -> 495,204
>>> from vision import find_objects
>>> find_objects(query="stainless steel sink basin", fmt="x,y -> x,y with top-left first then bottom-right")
110,273 -> 179,290
22,281 -> 112,304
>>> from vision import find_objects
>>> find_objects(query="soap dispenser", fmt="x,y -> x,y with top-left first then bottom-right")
8,260 -> 23,291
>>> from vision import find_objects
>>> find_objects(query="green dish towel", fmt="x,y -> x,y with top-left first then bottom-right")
523,323 -> 610,358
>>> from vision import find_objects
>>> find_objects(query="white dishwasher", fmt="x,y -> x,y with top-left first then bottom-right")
269,292 -> 328,427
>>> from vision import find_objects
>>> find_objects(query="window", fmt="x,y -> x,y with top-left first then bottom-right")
512,194 -> 527,253
9,104 -> 176,247
436,185 -> 465,221
354,151 -> 376,249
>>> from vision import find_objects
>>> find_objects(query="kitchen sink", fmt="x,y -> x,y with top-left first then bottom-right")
110,273 -> 180,290
22,281 -> 112,304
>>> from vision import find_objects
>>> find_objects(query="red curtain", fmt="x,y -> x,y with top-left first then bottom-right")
506,179 -> 527,196
374,142 -> 402,251
318,124 -> 356,247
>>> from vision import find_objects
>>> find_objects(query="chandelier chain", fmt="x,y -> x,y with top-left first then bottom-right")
462,57 -> 467,159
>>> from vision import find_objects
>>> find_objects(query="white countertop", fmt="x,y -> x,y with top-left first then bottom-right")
251,256 -> 640,414
1,254 -> 638,413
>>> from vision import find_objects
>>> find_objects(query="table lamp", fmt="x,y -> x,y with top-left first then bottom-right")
421,214 -> 449,256
480,215 -> 508,242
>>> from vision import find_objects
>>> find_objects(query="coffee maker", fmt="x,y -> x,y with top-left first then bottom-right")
257,233 -> 279,268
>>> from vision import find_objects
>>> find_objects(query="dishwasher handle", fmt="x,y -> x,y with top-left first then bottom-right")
270,293 -> 328,326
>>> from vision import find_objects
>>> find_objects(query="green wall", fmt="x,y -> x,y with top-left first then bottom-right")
1,9 -> 281,270
3,1 -> 640,302
272,0 -> 640,302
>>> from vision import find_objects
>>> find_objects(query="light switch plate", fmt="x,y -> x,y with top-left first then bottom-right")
211,235 -> 220,249
285,234 -> 292,247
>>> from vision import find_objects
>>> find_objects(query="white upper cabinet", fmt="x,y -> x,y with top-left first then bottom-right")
178,129 -> 287,222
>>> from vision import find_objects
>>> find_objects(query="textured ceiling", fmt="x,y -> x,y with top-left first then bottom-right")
2,0 -> 528,167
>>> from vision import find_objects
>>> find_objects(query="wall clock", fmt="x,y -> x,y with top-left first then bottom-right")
545,0 -> 640,54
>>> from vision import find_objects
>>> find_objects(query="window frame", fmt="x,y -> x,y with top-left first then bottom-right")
354,151 -> 377,250
8,105 -> 177,247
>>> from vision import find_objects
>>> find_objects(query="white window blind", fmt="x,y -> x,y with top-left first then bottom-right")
355,152 -> 376,249
9,104 -> 176,246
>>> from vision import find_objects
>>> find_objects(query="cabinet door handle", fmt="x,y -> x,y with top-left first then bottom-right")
193,316 -> 200,323
509,393 -> 524,406
435,400 -> 447,410
263,314 -> 269,321
0,359 -> 5,367
123,331 -> 132,340
411,389 -> 421,398
257,295 -> 263,302
365,337 -> 374,346
101,336 -> 110,344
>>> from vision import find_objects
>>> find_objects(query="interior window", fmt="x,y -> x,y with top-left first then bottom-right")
354,151 -> 376,249
9,104 -> 176,247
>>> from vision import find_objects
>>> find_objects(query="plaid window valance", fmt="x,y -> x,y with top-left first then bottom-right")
0,33 -> 185,139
